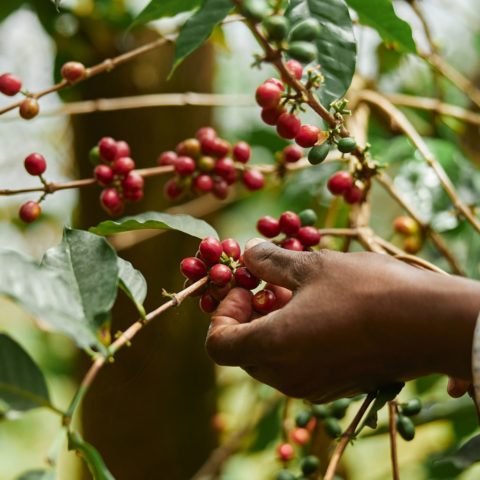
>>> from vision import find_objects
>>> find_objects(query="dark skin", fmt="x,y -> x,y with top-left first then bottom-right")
205,240 -> 480,403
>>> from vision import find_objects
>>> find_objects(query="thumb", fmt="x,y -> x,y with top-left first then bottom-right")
243,238 -> 314,290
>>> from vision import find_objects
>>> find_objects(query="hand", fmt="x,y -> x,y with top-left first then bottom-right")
205,241 -> 480,403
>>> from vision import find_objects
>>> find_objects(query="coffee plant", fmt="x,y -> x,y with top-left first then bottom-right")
0,0 -> 480,479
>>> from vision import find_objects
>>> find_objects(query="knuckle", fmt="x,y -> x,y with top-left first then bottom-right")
205,327 -> 225,365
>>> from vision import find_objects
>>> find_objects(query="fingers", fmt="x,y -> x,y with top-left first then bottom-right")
243,239 -> 316,290
447,377 -> 471,398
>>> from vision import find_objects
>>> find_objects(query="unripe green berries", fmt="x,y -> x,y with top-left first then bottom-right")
301,455 -> 320,475
89,146 -> 101,165
262,16 -> 289,42
240,0 -> 271,22
276,471 -> 296,480
401,398 -> 422,417
299,209 -> 317,226
324,417 -> 342,438
331,398 -> 351,419
290,18 -> 322,42
287,42 -> 317,64
337,137 -> 357,153
311,404 -> 330,419
295,410 -> 313,428
308,143 -> 330,165
396,414 -> 415,441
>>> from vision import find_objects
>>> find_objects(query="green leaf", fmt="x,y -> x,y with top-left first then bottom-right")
437,434 -> 480,469
68,431 -> 115,480
17,470 -> 55,480
90,211 -> 218,240
0,334 -> 51,412
0,0 -> 24,23
131,0 -> 200,28
171,0 -> 233,75
286,0 -> 357,107
117,258 -> 147,319
345,0 -> 416,53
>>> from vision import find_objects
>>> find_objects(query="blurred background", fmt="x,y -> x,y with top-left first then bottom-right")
0,0 -> 479,478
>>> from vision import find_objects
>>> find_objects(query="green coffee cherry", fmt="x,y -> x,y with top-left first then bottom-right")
295,410 -> 313,428
89,146 -> 101,166
401,398 -> 422,417
287,42 -> 317,64
396,414 -> 415,441
290,18 -> 322,42
308,143 -> 330,165
301,455 -> 320,475
331,398 -> 351,419
337,137 -> 357,153
299,209 -> 318,226
324,417 -> 342,438
240,0 -> 271,22
312,404 -> 330,419
262,16 -> 289,42
276,470 -> 296,480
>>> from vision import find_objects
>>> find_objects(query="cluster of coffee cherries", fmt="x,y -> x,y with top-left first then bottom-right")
90,137 -> 144,216
395,398 -> 422,441
18,153 -> 48,223
159,127 -> 265,202
326,170 -> 364,204
180,236 -> 280,315
257,209 -> 321,251
393,216 -> 423,254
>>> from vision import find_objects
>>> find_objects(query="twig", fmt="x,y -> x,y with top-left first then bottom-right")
388,401 -> 400,480
323,393 -> 376,480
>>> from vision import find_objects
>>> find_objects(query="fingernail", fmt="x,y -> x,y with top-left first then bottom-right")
245,237 -> 267,251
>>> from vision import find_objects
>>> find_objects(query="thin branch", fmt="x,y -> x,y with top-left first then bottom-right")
388,401 -> 400,480
323,393 -> 376,480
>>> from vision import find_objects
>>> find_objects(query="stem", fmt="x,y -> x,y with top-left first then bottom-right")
388,401 -> 400,480
323,392 -> 376,480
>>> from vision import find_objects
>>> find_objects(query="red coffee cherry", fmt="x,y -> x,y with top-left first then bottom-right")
257,215 -> 281,238
19,98 -> 39,120
393,216 -> 419,236
212,178 -> 229,200
94,164 -> 114,186
180,257 -> 208,280
19,201 -> 41,223
261,106 -> 285,126
233,142 -> 251,163
122,172 -> 144,192
297,226 -> 321,247
164,178 -> 184,200
252,288 -> 277,314
283,145 -> 303,163
295,124 -> 320,148
176,138 -> 201,158
196,126 -> 217,141
200,293 -> 219,313
98,137 -> 118,162
327,171 -> 353,196
113,157 -> 135,176
24,153 -> 46,176
158,150 -> 177,166
290,427 -> 310,446
243,169 -> 265,191
344,185 -> 363,204
255,82 -> 282,108
193,174 -> 214,193
214,157 -> 237,183
209,264 -> 233,286
221,238 -> 241,260
276,113 -> 301,139
234,267 -> 260,290
281,237 -> 304,251
115,141 -> 131,159
124,188 -> 143,202
265,77 -> 285,91
61,61 -> 87,83
284,59 -> 303,80
201,137 -> 230,157
199,237 -> 223,264
100,188 -> 123,215
174,156 -> 196,176
279,211 -> 301,235
0,73 -> 22,96
277,443 -> 294,462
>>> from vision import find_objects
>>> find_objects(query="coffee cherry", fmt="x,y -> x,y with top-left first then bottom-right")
297,226 -> 321,247
196,126 -> 217,141
298,209 -> 317,226
308,143 -> 330,165
221,238 -> 241,260
257,215 -> 281,238
193,174 -> 214,193
94,164 -> 114,186
403,236 -> 422,254
214,157 -> 237,184
279,211 -> 301,235
295,124 -> 320,148
234,267 -> 260,290
252,288 -> 276,314
287,42 -> 317,64
327,171 -> 353,196
301,455 -> 320,476
180,257 -> 207,280
209,264 -> 233,286
61,61 -> 87,83
158,150 -> 177,166
281,237 -> 304,251
283,145 -> 303,163
256,82 -> 282,108
212,178 -> 229,200
113,157 -> 135,176
262,16 -> 289,42
164,178 -> 184,200
209,283 -> 232,301
122,172 -> 144,192
99,137 -> 118,162
290,18 -> 322,42
290,427 -> 310,445
175,156 -> 196,176
337,136 -> 357,153
125,188 -> 144,202
233,142 -> 251,163
201,137 -> 230,157
284,59 -> 303,80
276,113 -> 301,139
394,216 -> 419,236
198,156 -> 216,172
0,73 -> 22,96
115,141 -> 131,159
261,106 -> 285,126
265,78 -> 285,91
344,185 -> 363,204
240,0 -> 271,22
176,138 -> 201,158
200,237 -> 223,264
89,146 -> 101,165
100,188 -> 123,215
276,470 -> 296,480
19,201 -> 41,223
324,417 -> 342,438
24,153 -> 47,176
276,443 -> 294,462
331,399 -> 351,419
200,293 -> 219,313
401,398 -> 422,417
295,411 -> 313,428
396,415 -> 415,441
19,98 -> 39,120
311,404 -> 330,419
242,169 -> 265,191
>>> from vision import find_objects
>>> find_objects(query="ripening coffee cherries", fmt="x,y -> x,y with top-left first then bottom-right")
89,136 -> 143,216
257,209 -> 321,251
393,216 -> 423,254
159,127 -> 264,201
